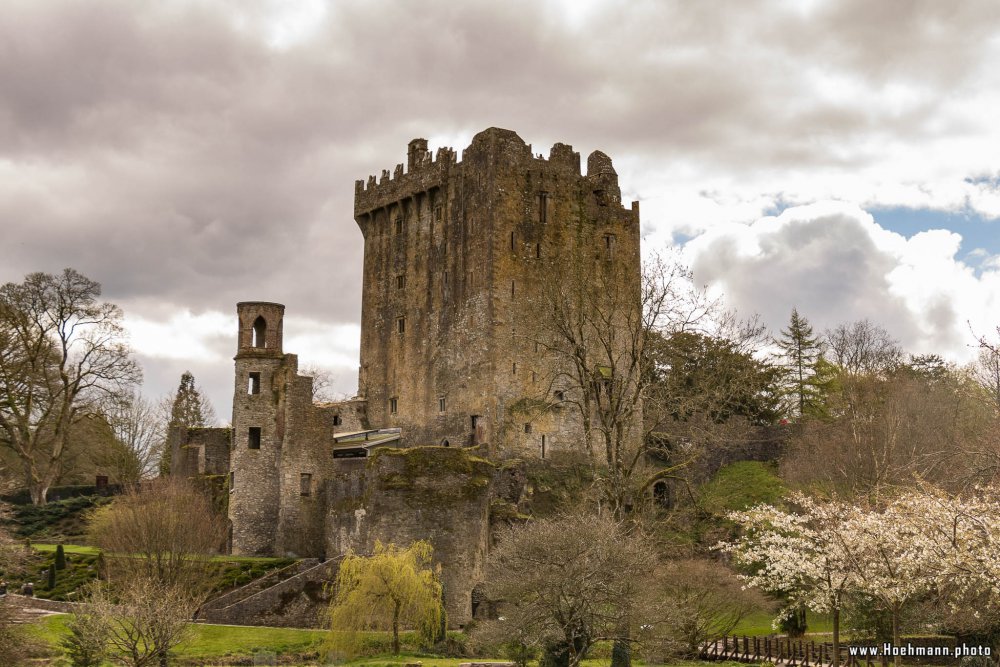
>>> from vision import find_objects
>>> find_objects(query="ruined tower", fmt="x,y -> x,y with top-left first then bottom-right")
230,301 -> 287,555
354,128 -> 641,456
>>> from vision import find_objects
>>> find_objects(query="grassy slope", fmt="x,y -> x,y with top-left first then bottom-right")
28,616 -> 750,666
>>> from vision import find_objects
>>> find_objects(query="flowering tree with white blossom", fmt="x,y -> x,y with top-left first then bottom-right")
720,493 -> 856,667
723,487 -> 1000,667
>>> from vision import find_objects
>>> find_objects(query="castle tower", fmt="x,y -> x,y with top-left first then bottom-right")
230,301 -> 287,555
354,128 -> 641,457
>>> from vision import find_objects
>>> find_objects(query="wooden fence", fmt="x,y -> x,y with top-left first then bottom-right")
701,635 -> 893,667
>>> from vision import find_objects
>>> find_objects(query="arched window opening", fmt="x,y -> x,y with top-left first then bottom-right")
333,415 -> 342,426
442,439 -> 450,447
653,481 -> 671,509
252,316 -> 267,348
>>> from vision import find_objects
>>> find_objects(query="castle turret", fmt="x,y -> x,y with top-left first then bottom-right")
230,301 -> 287,555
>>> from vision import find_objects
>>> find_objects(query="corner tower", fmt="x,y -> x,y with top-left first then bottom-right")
230,301 -> 286,555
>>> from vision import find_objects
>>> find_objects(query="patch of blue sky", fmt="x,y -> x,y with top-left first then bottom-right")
868,206 -> 1000,268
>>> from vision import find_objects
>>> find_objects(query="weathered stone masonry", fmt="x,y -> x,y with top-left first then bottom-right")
355,127 -> 641,458
174,128 -> 642,627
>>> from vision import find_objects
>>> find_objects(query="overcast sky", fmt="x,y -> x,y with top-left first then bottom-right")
3,0 -> 1000,423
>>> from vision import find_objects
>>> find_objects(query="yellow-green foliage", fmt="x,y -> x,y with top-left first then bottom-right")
327,541 -> 444,659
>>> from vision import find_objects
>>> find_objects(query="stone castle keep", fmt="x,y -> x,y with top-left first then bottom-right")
171,127 -> 641,625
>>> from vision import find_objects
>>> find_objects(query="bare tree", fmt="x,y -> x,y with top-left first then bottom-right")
654,559 -> 763,658
88,477 -> 225,590
478,513 -> 659,667
971,346 -> 1000,412
300,365 -> 347,403
0,269 -> 141,504
80,577 -> 193,667
824,319 -> 903,377
527,251 -> 778,517
98,392 -> 162,485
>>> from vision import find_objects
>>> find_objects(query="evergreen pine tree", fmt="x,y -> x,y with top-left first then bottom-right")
159,371 -> 215,475
46,562 -> 56,590
55,543 -> 66,570
776,308 -> 825,418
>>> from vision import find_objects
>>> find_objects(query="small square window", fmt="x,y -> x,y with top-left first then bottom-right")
333,415 -> 342,426
248,427 -> 261,450
439,397 -> 446,413
300,473 -> 312,497
397,317 -> 406,334
248,372 -> 261,395
390,397 -> 398,414
524,423 -> 532,434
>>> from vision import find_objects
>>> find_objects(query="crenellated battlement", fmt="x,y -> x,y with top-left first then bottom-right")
354,142 -> 457,216
354,128 -> 632,219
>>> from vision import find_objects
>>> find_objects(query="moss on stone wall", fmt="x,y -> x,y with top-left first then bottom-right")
367,446 -> 494,503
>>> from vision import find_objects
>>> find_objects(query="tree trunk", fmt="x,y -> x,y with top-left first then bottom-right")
392,601 -> 401,655
832,607 -> 840,667
892,605 -> 900,667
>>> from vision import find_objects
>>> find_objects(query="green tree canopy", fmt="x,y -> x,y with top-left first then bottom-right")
327,540 -> 444,657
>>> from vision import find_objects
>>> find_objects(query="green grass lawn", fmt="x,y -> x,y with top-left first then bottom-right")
732,609 -> 833,636
32,542 -> 100,555
25,615 -> 751,666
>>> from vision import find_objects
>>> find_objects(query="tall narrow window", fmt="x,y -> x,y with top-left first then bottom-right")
536,243 -> 541,259
300,473 -> 312,497
510,231 -> 515,251
435,206 -> 443,222
396,275 -> 406,289
512,362 -> 517,375
439,397 -> 446,413
248,372 -> 261,395
603,234 -> 617,261
538,192 -> 549,224
390,397 -> 398,414
248,427 -> 261,450
333,415 -> 342,426
229,471 -> 235,492
531,371 -> 537,383
511,280 -> 515,297
397,317 -> 406,334
252,316 -> 267,348
541,435 -> 546,459
394,216 -> 403,235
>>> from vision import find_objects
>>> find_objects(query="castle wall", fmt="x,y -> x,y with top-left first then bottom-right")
324,447 -> 493,626
355,128 -> 642,458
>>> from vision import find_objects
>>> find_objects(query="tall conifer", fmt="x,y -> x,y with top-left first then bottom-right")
776,308 -> 825,418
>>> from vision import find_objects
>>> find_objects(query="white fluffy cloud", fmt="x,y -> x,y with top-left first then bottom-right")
684,202 -> 1000,361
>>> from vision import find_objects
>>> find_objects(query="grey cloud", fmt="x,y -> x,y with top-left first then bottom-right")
688,211 -> 924,349
2,0 -> 999,413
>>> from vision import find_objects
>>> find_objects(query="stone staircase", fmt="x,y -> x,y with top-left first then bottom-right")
196,557 -> 341,628
2,593 -> 76,624
198,559 -> 318,615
